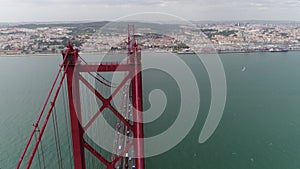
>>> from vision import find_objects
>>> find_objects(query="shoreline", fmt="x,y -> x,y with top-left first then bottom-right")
1,49 -> 300,57
216,49 -> 300,54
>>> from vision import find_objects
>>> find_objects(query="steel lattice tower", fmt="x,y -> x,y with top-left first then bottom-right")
63,25 -> 144,169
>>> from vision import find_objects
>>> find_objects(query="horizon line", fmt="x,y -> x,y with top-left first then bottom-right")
1,19 -> 300,25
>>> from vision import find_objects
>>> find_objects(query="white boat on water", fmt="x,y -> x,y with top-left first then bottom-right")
177,48 -> 195,54
268,48 -> 288,52
241,66 -> 246,72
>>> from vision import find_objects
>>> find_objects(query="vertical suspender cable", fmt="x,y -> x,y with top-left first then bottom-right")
34,130 -> 42,169
52,104 -> 63,169
16,55 -> 69,169
34,127 -> 46,169
61,76 -> 73,169
38,127 -> 46,169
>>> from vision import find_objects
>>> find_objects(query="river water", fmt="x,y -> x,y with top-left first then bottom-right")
0,52 -> 300,169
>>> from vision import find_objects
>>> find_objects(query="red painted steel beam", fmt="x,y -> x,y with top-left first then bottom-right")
78,75 -> 107,103
83,105 -> 105,131
83,141 -> 111,167
65,61 -> 86,169
108,72 -> 132,100
131,51 -> 145,169
108,105 -> 133,131
78,74 -> 133,131
76,64 -> 132,72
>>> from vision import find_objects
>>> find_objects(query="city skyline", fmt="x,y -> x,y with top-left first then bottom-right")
0,0 -> 299,23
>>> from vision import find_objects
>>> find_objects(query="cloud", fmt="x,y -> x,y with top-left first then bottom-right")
2,0 -> 298,8
0,0 -> 299,22
199,0 -> 299,8
1,0 -> 177,6
1,0 -> 205,7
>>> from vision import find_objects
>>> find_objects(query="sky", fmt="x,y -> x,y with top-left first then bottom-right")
0,0 -> 299,22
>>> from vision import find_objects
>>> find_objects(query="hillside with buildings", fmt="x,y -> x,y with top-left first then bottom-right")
0,21 -> 299,55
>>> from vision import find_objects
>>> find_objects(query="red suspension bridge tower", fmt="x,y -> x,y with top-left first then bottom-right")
16,25 -> 145,169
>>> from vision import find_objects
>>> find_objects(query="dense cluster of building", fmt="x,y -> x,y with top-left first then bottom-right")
0,27 -> 72,55
197,23 -> 300,52
0,22 -> 299,55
